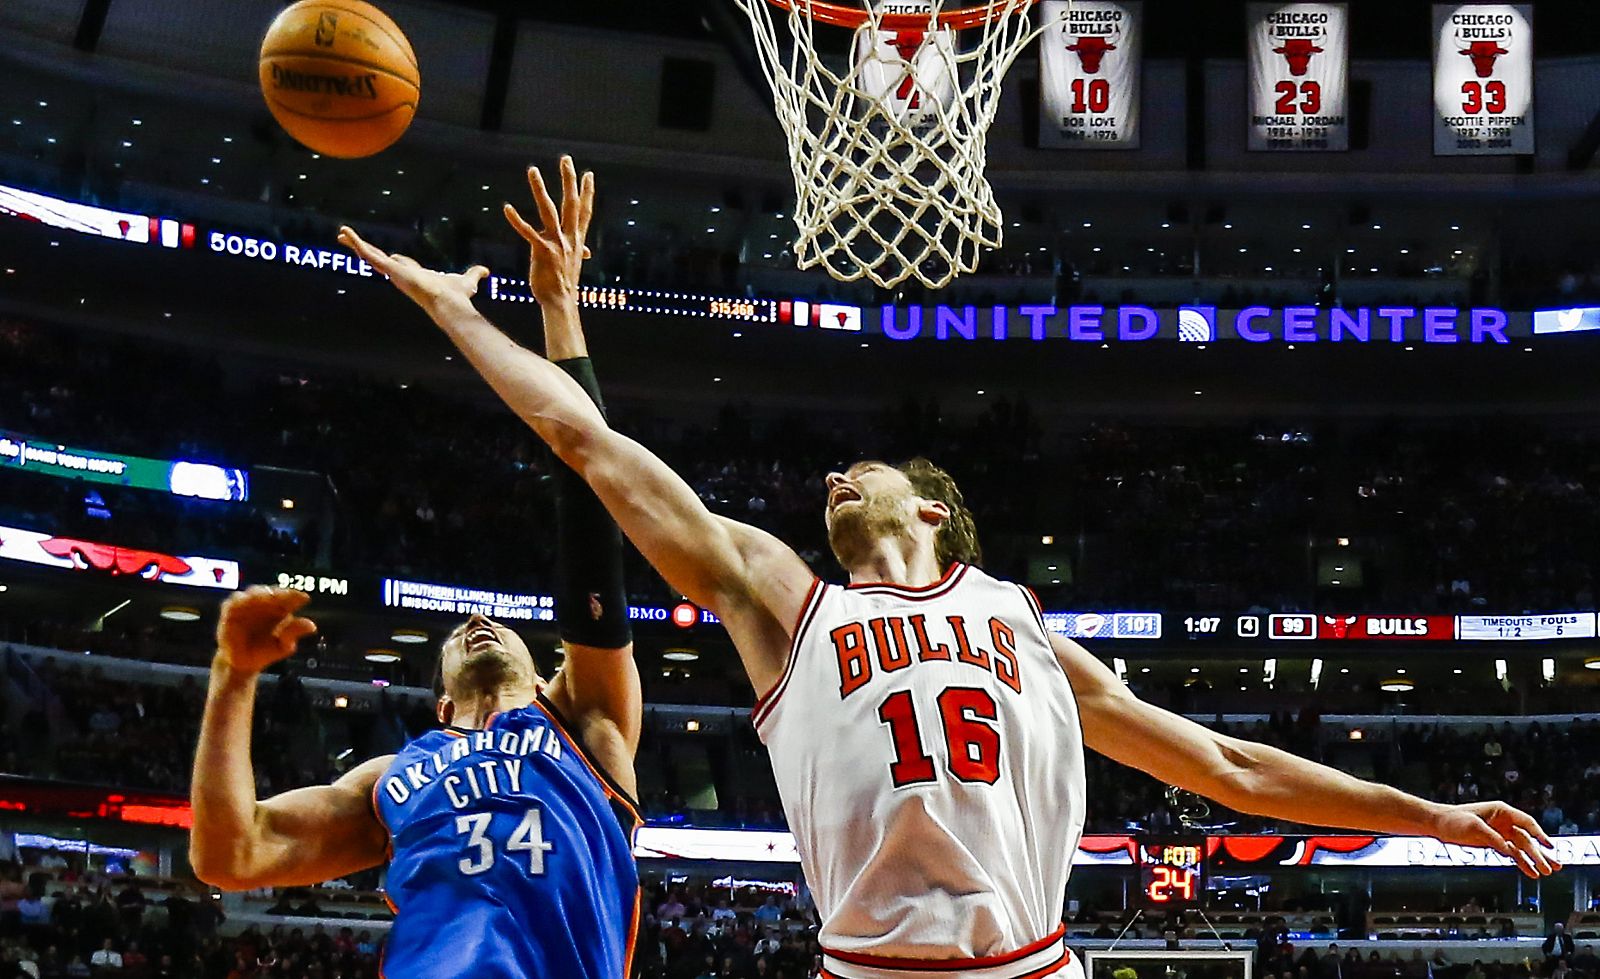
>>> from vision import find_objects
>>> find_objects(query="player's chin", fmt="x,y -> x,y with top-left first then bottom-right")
458,644 -> 516,675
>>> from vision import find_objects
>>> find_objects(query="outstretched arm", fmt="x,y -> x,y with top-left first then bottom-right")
190,588 -> 389,890
1050,633 -> 1561,878
536,235 -> 642,796
336,159 -> 813,694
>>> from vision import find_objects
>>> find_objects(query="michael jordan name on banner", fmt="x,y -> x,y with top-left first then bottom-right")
1247,2 -> 1349,152
1039,0 -> 1142,149
1432,4 -> 1534,156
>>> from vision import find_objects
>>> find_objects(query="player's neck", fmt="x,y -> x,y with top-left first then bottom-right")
447,684 -> 542,730
844,538 -> 944,589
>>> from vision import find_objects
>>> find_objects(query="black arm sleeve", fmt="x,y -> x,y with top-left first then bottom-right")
551,357 -> 633,649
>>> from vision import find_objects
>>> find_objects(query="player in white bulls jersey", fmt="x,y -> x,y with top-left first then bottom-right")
342,155 -> 1561,979
754,560 -> 1085,976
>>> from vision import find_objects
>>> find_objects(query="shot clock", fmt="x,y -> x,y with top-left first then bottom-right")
1137,837 -> 1205,909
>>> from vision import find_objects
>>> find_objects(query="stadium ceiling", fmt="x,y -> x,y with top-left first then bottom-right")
3,48 -> 1591,282
506,0 -> 1600,59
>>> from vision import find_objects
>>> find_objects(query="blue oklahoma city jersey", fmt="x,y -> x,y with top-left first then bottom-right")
374,695 -> 641,979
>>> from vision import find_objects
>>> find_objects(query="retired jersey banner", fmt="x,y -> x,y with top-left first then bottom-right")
854,1 -> 958,129
1432,5 -> 1534,156
1038,1 -> 1142,149
1247,3 -> 1349,151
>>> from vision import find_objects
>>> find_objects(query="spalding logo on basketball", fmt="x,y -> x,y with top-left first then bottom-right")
258,0 -> 419,159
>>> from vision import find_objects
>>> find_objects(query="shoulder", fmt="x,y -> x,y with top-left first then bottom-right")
335,754 -> 396,797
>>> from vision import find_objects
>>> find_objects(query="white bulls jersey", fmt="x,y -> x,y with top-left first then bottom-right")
754,564 -> 1085,979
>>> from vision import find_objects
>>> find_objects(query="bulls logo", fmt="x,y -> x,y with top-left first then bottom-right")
38,537 -> 194,580
1454,31 -> 1509,78
1321,615 -> 1358,639
886,29 -> 927,106
1065,21 -> 1121,75
315,12 -> 338,47
1273,35 -> 1324,77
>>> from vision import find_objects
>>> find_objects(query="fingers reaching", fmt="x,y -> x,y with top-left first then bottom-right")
503,202 -> 539,244
1511,825 -> 1556,876
273,615 -> 318,648
527,165 -> 561,237
225,585 -> 310,616
578,169 -> 596,246
337,226 -> 390,274
560,156 -> 581,238
1511,806 -> 1557,849
1480,824 -> 1539,878
271,587 -> 313,614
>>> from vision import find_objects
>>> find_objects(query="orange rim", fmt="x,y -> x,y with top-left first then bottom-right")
764,0 -> 1038,31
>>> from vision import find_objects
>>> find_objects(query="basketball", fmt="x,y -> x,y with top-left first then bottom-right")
258,0 -> 419,159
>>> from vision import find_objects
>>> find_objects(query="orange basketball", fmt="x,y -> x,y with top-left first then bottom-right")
258,0 -> 419,159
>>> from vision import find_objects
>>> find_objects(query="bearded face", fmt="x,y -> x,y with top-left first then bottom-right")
438,615 -> 540,705
824,462 -> 919,569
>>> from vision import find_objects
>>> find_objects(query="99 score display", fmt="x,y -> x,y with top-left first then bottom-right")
1138,837 -> 1205,909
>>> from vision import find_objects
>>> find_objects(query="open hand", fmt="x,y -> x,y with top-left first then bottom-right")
215,587 -> 318,675
1432,800 -> 1561,878
337,226 -> 488,313
503,155 -> 594,307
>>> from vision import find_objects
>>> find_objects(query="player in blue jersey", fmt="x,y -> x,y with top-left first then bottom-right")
189,164 -> 643,979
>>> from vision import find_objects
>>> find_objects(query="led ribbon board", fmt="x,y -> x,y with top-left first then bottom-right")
0,431 -> 247,501
0,522 -> 239,590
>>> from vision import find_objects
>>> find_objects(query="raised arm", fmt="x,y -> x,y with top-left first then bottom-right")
335,159 -> 814,694
1048,632 -> 1561,878
538,249 -> 642,796
190,588 -> 389,890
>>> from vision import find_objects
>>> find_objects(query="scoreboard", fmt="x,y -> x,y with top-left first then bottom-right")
1159,611 -> 1599,643
1137,837 -> 1205,909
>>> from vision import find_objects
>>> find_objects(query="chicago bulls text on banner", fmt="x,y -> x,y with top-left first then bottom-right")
1432,4 -> 1534,156
1038,1 -> 1142,149
1246,3 -> 1349,152
852,0 -> 959,131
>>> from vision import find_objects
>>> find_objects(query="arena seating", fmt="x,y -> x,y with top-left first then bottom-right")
4,639 -> 1597,839
3,318 -> 1599,617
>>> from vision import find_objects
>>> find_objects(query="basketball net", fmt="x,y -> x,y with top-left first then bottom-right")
737,0 -> 1046,290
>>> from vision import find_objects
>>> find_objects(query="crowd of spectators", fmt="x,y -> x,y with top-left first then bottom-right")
1082,712 -> 1600,837
632,881 -> 820,979
0,654 -> 341,800
5,318 -> 1600,615
0,859 -> 384,979
5,856 -> 1600,979
4,638 -> 1598,841
1503,258 -> 1600,311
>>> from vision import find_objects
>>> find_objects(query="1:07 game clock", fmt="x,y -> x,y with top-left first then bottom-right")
1137,837 -> 1205,909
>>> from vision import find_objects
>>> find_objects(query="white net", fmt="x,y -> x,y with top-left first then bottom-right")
736,0 -> 1047,290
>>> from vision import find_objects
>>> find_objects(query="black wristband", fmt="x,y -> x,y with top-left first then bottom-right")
555,356 -> 605,414
552,357 -> 632,649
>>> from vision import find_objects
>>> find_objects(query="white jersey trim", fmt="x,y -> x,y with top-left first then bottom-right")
821,925 -> 1071,979
752,577 -> 827,731
844,563 -> 969,601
